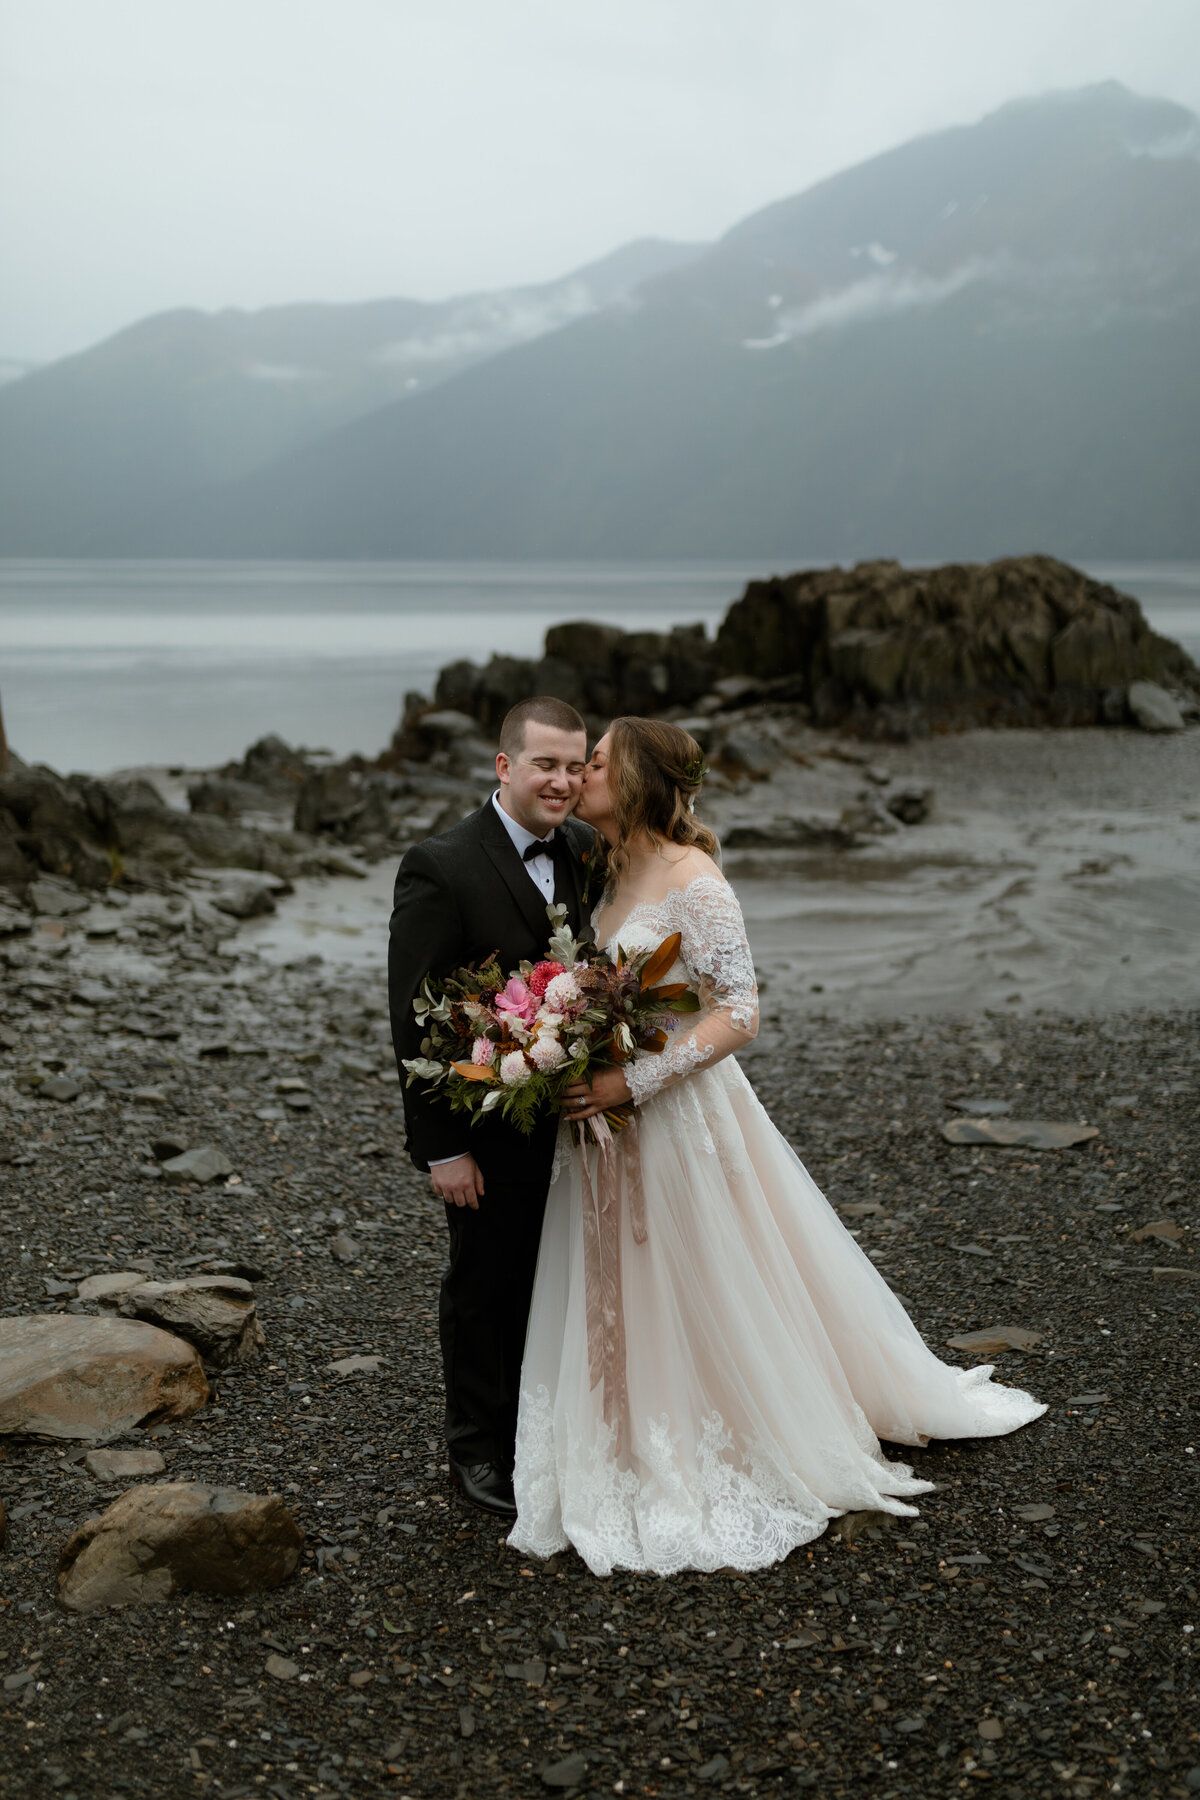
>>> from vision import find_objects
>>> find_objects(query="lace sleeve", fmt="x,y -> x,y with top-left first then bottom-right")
625,877 -> 759,1105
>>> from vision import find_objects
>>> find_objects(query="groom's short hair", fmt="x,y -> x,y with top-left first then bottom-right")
499,697 -> 587,757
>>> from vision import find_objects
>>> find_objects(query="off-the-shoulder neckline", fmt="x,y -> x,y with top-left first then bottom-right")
593,872 -> 734,947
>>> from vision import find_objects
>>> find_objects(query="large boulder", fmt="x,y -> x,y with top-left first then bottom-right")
233,733 -> 312,794
57,1483 -> 304,1612
713,556 -> 1200,730
293,762 -> 391,839
115,1276 -> 266,1368
1127,680 -> 1185,732
0,1316 -> 208,1442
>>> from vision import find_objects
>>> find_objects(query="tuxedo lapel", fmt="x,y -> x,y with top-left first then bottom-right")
557,819 -> 593,935
477,802 -> 557,947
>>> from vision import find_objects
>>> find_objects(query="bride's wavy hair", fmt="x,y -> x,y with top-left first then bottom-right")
600,717 -> 718,883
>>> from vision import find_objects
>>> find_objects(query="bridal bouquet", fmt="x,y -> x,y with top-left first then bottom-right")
402,903 -> 699,1138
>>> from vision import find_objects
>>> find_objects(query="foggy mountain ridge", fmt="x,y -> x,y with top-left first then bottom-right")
4,81 -> 1199,559
0,237 -> 705,555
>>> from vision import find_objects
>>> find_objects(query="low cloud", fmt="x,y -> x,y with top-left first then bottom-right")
744,258 -> 1001,348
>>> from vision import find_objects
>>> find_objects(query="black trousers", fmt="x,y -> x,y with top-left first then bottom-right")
437,1133 -> 555,1467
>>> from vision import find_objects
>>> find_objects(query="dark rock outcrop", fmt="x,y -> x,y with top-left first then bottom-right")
0,756 -> 300,897
391,558 -> 1197,752
423,620 -> 718,736
713,556 -> 1199,733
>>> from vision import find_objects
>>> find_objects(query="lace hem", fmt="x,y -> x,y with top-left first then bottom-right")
509,1386 -> 931,1577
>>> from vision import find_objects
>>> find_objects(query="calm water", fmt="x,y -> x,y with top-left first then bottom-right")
2,558 -> 1198,774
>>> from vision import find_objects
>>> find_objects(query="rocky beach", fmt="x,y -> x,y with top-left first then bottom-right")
2,556 -> 1198,1799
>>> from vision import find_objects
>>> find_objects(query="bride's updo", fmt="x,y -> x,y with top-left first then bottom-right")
605,717 -> 719,872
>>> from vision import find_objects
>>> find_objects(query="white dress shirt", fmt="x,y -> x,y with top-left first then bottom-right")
490,790 -> 558,901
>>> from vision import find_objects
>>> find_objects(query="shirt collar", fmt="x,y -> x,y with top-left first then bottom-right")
491,790 -> 556,857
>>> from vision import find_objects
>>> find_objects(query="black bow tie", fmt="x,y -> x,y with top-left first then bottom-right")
522,834 -> 560,863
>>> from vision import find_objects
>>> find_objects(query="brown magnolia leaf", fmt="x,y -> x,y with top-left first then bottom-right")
639,933 -> 682,990
644,981 -> 690,1002
640,1029 -> 669,1054
450,1062 -> 499,1083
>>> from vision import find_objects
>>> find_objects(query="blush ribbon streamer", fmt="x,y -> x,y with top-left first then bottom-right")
576,1112 -> 647,1445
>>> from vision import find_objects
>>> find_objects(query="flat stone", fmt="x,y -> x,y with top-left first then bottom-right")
338,1055 -> 378,1080
1128,680 -> 1185,732
949,1097 -> 1013,1115
40,1076 -> 84,1103
328,1234 -> 359,1263
151,1135 -> 188,1162
28,879 -> 90,917
946,1325 -> 1044,1354
1014,1503 -> 1056,1522
941,1117 -> 1098,1149
117,1276 -> 266,1368
57,1482 -> 304,1612
540,1753 -> 589,1789
1130,1219 -> 1183,1243
129,1087 -> 168,1105
328,1355 -> 383,1376
160,1146 -> 234,1186
0,1315 -> 208,1443
84,1448 -> 168,1482
978,1718 -> 1004,1741
265,1654 -> 299,1680
273,1078 -> 310,1093
78,1271 -> 149,1302
211,877 -> 279,920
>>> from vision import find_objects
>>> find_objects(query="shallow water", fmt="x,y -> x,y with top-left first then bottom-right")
3,556 -> 1197,774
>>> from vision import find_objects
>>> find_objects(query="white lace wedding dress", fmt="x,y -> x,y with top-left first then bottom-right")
508,874 -> 1044,1576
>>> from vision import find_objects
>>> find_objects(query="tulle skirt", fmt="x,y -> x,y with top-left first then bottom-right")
508,1058 -> 1044,1576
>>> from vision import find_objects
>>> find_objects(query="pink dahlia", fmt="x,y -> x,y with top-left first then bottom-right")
471,1036 -> 496,1068
527,959 -> 566,999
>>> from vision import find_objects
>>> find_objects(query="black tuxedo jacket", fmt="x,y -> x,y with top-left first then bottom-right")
388,800 -> 595,1174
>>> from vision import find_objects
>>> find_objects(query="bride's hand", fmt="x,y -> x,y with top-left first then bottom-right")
562,1068 -> 633,1120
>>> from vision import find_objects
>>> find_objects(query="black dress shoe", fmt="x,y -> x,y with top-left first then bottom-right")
449,1458 -> 517,1518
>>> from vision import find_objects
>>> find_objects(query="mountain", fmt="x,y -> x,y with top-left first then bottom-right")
6,82 -> 1200,559
0,238 -> 704,554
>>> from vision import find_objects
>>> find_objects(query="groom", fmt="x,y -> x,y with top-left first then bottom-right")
388,696 -> 593,1516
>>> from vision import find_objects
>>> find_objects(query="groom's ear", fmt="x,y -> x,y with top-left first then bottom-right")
495,750 -> 510,785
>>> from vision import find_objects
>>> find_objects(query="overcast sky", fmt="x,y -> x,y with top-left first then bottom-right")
2,0 -> 1198,363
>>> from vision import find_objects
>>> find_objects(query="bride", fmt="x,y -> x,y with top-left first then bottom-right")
508,717 -> 1044,1577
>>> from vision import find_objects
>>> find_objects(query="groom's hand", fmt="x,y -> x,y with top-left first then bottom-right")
430,1152 -> 485,1210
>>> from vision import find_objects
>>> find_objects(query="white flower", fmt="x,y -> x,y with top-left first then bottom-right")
529,1034 -> 566,1073
568,1038 -> 589,1060
614,1023 -> 634,1055
535,1010 -> 565,1032
500,1051 -> 532,1086
544,972 -> 581,1009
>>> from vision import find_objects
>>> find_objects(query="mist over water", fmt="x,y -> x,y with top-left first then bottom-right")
2,557 -> 1198,774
